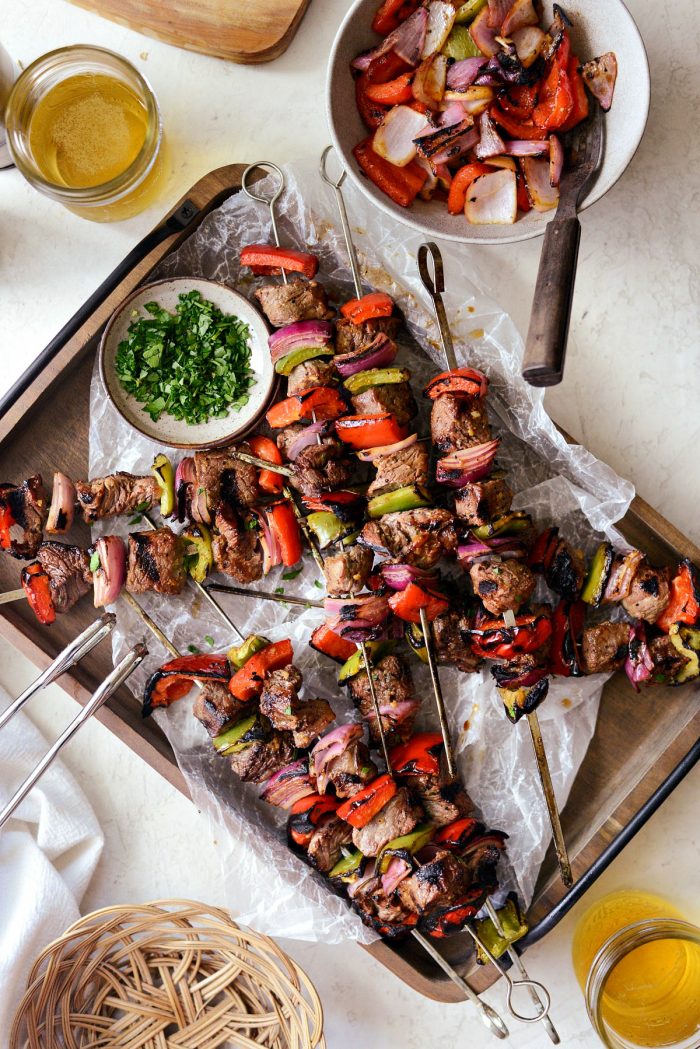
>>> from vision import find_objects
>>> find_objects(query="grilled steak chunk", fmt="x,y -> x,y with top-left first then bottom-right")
261,667 -> 335,748
454,476 -> 513,526
287,358 -> 337,396
431,394 -> 491,454
412,771 -> 473,827
581,620 -> 630,674
321,741 -> 378,799
254,278 -> 333,328
469,558 -> 535,615
622,563 -> 670,623
352,787 -> 420,856
649,635 -> 690,680
432,610 -> 480,672
126,529 -> 186,595
367,442 -> 430,498
349,654 -> 419,747
461,836 -> 506,884
352,875 -> 417,935
193,679 -> 245,737
228,728 -> 296,783
351,383 -> 417,428
307,815 -> 353,872
546,538 -> 586,598
0,475 -> 48,558
291,439 -> 353,497
75,473 -> 158,524
397,850 -> 472,913
323,545 -> 374,597
211,507 -> 263,583
276,424 -> 305,461
360,508 -> 457,569
194,443 -> 258,514
335,316 -> 401,356
37,541 -> 92,614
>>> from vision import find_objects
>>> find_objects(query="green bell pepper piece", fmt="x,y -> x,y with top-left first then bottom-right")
377,824 -> 435,874
454,0 -> 488,24
152,453 -> 175,517
474,895 -> 528,964
669,624 -> 700,684
471,512 -> 532,540
307,511 -> 354,549
343,367 -> 410,396
367,484 -> 432,520
581,541 -> 613,606
183,523 -> 213,583
213,714 -> 258,755
338,640 -> 395,685
442,24 -> 482,59
227,634 -> 269,670
405,621 -> 428,664
274,344 -> 333,376
329,849 -> 365,882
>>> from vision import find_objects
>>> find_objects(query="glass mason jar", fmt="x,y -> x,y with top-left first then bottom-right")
585,918 -> 700,1049
5,45 -> 164,221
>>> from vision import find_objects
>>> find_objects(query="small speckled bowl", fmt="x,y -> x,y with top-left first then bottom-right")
327,0 -> 650,244
99,278 -> 276,450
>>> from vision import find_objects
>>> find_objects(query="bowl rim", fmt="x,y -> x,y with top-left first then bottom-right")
325,0 -> 651,245
98,276 -> 277,450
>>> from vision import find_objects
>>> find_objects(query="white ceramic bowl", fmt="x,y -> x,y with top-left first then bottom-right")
326,0 -> 650,244
99,278 -> 276,449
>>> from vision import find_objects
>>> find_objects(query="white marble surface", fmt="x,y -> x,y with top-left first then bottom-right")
1,0 -> 699,1045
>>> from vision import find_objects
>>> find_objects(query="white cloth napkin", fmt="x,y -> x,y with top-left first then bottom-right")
0,688 -> 103,1043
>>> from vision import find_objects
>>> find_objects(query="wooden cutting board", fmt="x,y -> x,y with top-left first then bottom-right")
67,0 -> 312,64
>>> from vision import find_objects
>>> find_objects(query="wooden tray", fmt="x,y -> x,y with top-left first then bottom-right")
1,165 -> 698,1002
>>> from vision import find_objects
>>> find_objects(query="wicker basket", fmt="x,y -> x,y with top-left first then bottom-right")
10,899 -> 325,1048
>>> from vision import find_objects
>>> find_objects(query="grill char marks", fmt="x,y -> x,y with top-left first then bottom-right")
75,472 -> 159,523
126,529 -> 186,595
0,475 -> 48,558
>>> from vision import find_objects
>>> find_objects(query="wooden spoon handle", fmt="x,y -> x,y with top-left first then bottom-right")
522,214 -> 581,387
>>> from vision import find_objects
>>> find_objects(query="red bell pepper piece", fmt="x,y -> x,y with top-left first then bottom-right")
302,490 -> 365,520
248,435 -> 283,494
372,0 -> 420,35
390,732 -> 444,777
288,793 -> 339,848
533,41 -> 574,130
229,639 -> 294,702
500,84 -> 538,120
491,105 -> 549,141
433,817 -> 482,851
267,500 -> 303,568
549,599 -> 585,677
240,245 -> 318,279
388,581 -> 449,624
309,622 -> 358,664
336,773 -> 397,828
365,72 -> 414,106
423,886 -> 489,938
471,612 -> 553,661
656,560 -> 700,633
366,50 -> 412,85
529,526 -> 560,573
340,292 -> 395,324
143,653 -> 231,714
266,386 -> 347,429
0,501 -> 16,551
356,74 -> 388,130
559,54 -> 589,131
424,367 -> 488,400
353,137 -> 428,209
516,169 -> 532,213
447,163 -> 495,215
335,413 -> 408,450
21,562 -> 56,625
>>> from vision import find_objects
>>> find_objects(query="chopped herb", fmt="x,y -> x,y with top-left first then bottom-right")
284,704 -> 293,715
245,518 -> 257,531
204,635 -> 215,647
89,551 -> 101,573
128,514 -> 143,525
282,567 -> 303,581
114,290 -> 256,426
313,580 -> 323,589
187,644 -> 201,654
274,586 -> 285,595
134,500 -> 151,512
360,766 -> 372,777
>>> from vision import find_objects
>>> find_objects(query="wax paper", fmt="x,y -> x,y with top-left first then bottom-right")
89,160 -> 634,942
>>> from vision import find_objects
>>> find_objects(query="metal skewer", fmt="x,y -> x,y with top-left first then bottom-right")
205,582 -> 323,610
0,642 -> 147,830
418,606 -> 456,779
417,240 -> 573,890
320,145 -> 364,300
233,450 -> 293,477
462,923 -> 551,1025
242,162 -> 289,284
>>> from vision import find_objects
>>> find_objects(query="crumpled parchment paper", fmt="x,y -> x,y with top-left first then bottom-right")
89,160 -> 634,942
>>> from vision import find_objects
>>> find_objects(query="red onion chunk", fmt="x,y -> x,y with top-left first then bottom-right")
505,139 -> 550,157
446,57 -> 488,91
549,134 -> 564,187
423,1 -> 457,58
351,49 -> 377,72
373,6 -> 429,67
521,157 -> 559,212
603,550 -> 644,603
356,432 -> 418,463
348,867 -> 375,899
287,422 -> 326,462
378,698 -> 420,722
430,126 -> 480,166
381,563 -> 438,591
93,535 -> 126,608
334,333 -> 398,378
261,760 -> 315,809
501,0 -> 539,36
268,320 -> 334,364
487,0 -> 512,29
475,110 -> 506,160
580,53 -> 618,112
382,856 -> 413,895
457,536 -> 527,566
465,169 -> 517,223
324,593 -> 390,626
470,6 -> 500,57
511,25 -> 546,67
436,439 -> 500,487
374,105 -> 429,167
254,508 -> 281,575
312,723 -> 364,793
46,471 -> 76,534
624,623 -> 654,693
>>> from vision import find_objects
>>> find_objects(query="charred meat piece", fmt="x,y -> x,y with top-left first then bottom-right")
321,741 -> 378,799
397,849 -> 472,914
431,394 -> 491,455
0,475 -> 48,559
212,506 -> 263,584
277,424 -> 306,461
193,679 -> 246,737
461,834 -> 507,885
367,442 -> 430,499
351,383 -> 417,428
432,610 -> 480,672
194,443 -> 258,515
351,874 -> 417,937
291,438 -> 353,498
352,787 -> 421,856
307,814 -> 353,872
412,767 -> 473,827
360,508 -> 457,570
335,315 -> 401,356
622,563 -> 670,623
254,277 -> 334,328
580,620 -> 630,674
469,558 -> 535,615
37,541 -> 92,614
126,529 -> 186,595
260,667 -> 335,748
228,726 -> 296,783
287,358 -> 337,397
323,545 -> 374,597
546,537 -> 586,598
349,654 -> 419,747
454,476 -> 513,526
75,472 -> 159,524
648,635 -> 690,681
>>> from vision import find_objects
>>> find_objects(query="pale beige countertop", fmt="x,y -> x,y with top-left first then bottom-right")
1,0 -> 699,1044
